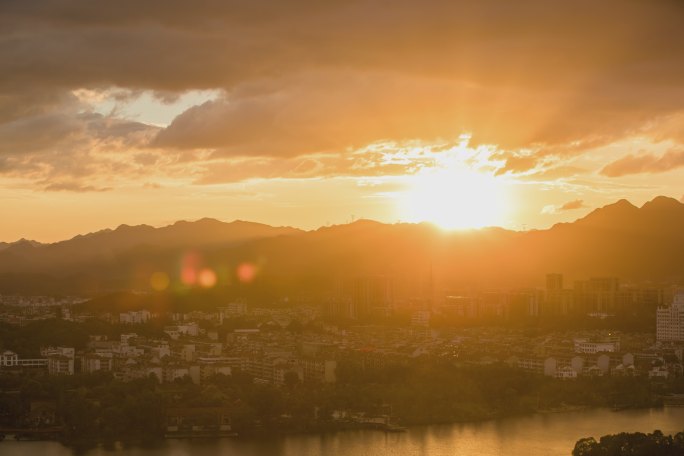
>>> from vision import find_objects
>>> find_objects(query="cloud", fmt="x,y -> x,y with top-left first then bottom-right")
541,199 -> 586,214
522,165 -> 586,181
190,139 -> 500,184
192,152 -> 414,184
541,205 -> 557,215
600,148 -> 684,177
0,83 -> 164,190
559,199 -> 586,211
2,0 -> 684,187
153,71 -> 515,156
43,182 -> 112,192
2,2 -> 684,144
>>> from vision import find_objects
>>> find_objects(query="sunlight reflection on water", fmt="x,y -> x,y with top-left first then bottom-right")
3,408 -> 683,456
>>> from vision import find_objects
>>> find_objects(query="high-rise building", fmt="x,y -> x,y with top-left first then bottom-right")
573,277 -> 620,315
544,273 -> 574,316
336,275 -> 395,318
546,273 -> 563,292
657,293 -> 684,342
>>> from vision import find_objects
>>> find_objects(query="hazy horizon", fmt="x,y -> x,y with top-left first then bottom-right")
1,193 -> 683,244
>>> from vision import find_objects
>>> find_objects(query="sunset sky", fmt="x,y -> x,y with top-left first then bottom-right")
1,0 -> 684,242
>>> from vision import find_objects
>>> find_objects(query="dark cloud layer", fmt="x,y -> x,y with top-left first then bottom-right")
2,0 -> 684,185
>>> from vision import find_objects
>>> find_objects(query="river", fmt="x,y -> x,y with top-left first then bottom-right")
2,407 -> 683,456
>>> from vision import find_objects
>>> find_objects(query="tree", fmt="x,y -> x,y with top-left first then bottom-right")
572,437 -> 599,456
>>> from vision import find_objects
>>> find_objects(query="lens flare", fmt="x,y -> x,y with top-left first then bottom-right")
181,267 -> 196,285
237,263 -> 257,283
198,268 -> 217,288
180,251 -> 201,285
150,271 -> 170,291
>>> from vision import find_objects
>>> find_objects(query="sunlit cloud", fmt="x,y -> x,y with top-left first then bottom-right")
1,0 -> 684,240
541,199 -> 587,215
601,148 -> 684,177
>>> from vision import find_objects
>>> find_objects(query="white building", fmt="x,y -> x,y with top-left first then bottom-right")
517,357 -> 558,376
573,337 -> 620,354
42,346 -> 75,358
555,365 -> 578,379
45,347 -> 75,375
657,294 -> 684,342
48,355 -> 74,375
0,350 -> 19,367
82,353 -> 113,374
0,350 -> 48,369
119,310 -> 151,324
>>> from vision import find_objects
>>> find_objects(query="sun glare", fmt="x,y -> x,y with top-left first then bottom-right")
400,166 -> 507,230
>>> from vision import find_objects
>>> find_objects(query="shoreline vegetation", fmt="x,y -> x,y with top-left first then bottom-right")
573,430 -> 684,455
2,359 -> 681,449
0,405 -> 676,450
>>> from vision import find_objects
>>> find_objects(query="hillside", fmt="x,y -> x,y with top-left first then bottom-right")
1,196 -> 683,295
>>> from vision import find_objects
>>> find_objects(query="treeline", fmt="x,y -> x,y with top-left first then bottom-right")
1,357 -> 675,447
573,430 -> 684,456
0,319 -> 168,356
333,359 -> 662,423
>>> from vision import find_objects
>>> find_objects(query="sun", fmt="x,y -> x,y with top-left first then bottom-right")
399,166 -> 507,230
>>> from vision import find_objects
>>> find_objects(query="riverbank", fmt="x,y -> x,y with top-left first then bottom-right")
0,402 -> 664,450
2,407 -> 684,456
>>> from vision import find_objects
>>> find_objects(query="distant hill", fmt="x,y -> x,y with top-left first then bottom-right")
0,238 -> 43,252
1,197 -> 684,295
0,218 -> 302,277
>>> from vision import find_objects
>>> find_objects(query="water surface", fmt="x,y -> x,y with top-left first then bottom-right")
2,407 -> 683,456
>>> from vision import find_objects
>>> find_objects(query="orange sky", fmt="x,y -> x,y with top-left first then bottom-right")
1,0 -> 684,242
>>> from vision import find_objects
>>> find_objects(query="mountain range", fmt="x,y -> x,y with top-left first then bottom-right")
1,196 -> 683,295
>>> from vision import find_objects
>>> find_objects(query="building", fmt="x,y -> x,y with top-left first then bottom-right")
119,310 -> 151,324
218,302 -> 247,323
544,274 -> 574,316
411,310 -> 431,327
441,296 -> 478,318
546,273 -> 563,292
657,294 -> 684,342
81,353 -> 114,374
337,275 -> 395,318
573,337 -> 621,354
517,357 -> 557,376
509,289 -> 543,318
47,355 -> 74,375
198,358 -> 233,382
45,347 -> 75,375
300,358 -> 337,383
0,350 -> 19,367
0,350 -> 48,370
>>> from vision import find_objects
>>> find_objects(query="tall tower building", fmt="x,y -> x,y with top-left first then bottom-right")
657,293 -> 684,342
545,273 -> 573,316
546,273 -> 563,292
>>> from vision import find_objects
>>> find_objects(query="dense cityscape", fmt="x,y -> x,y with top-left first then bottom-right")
1,271 -> 683,447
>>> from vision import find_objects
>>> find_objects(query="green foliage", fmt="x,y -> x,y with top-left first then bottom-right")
0,319 -> 115,355
0,355 -> 668,445
573,430 -> 684,456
